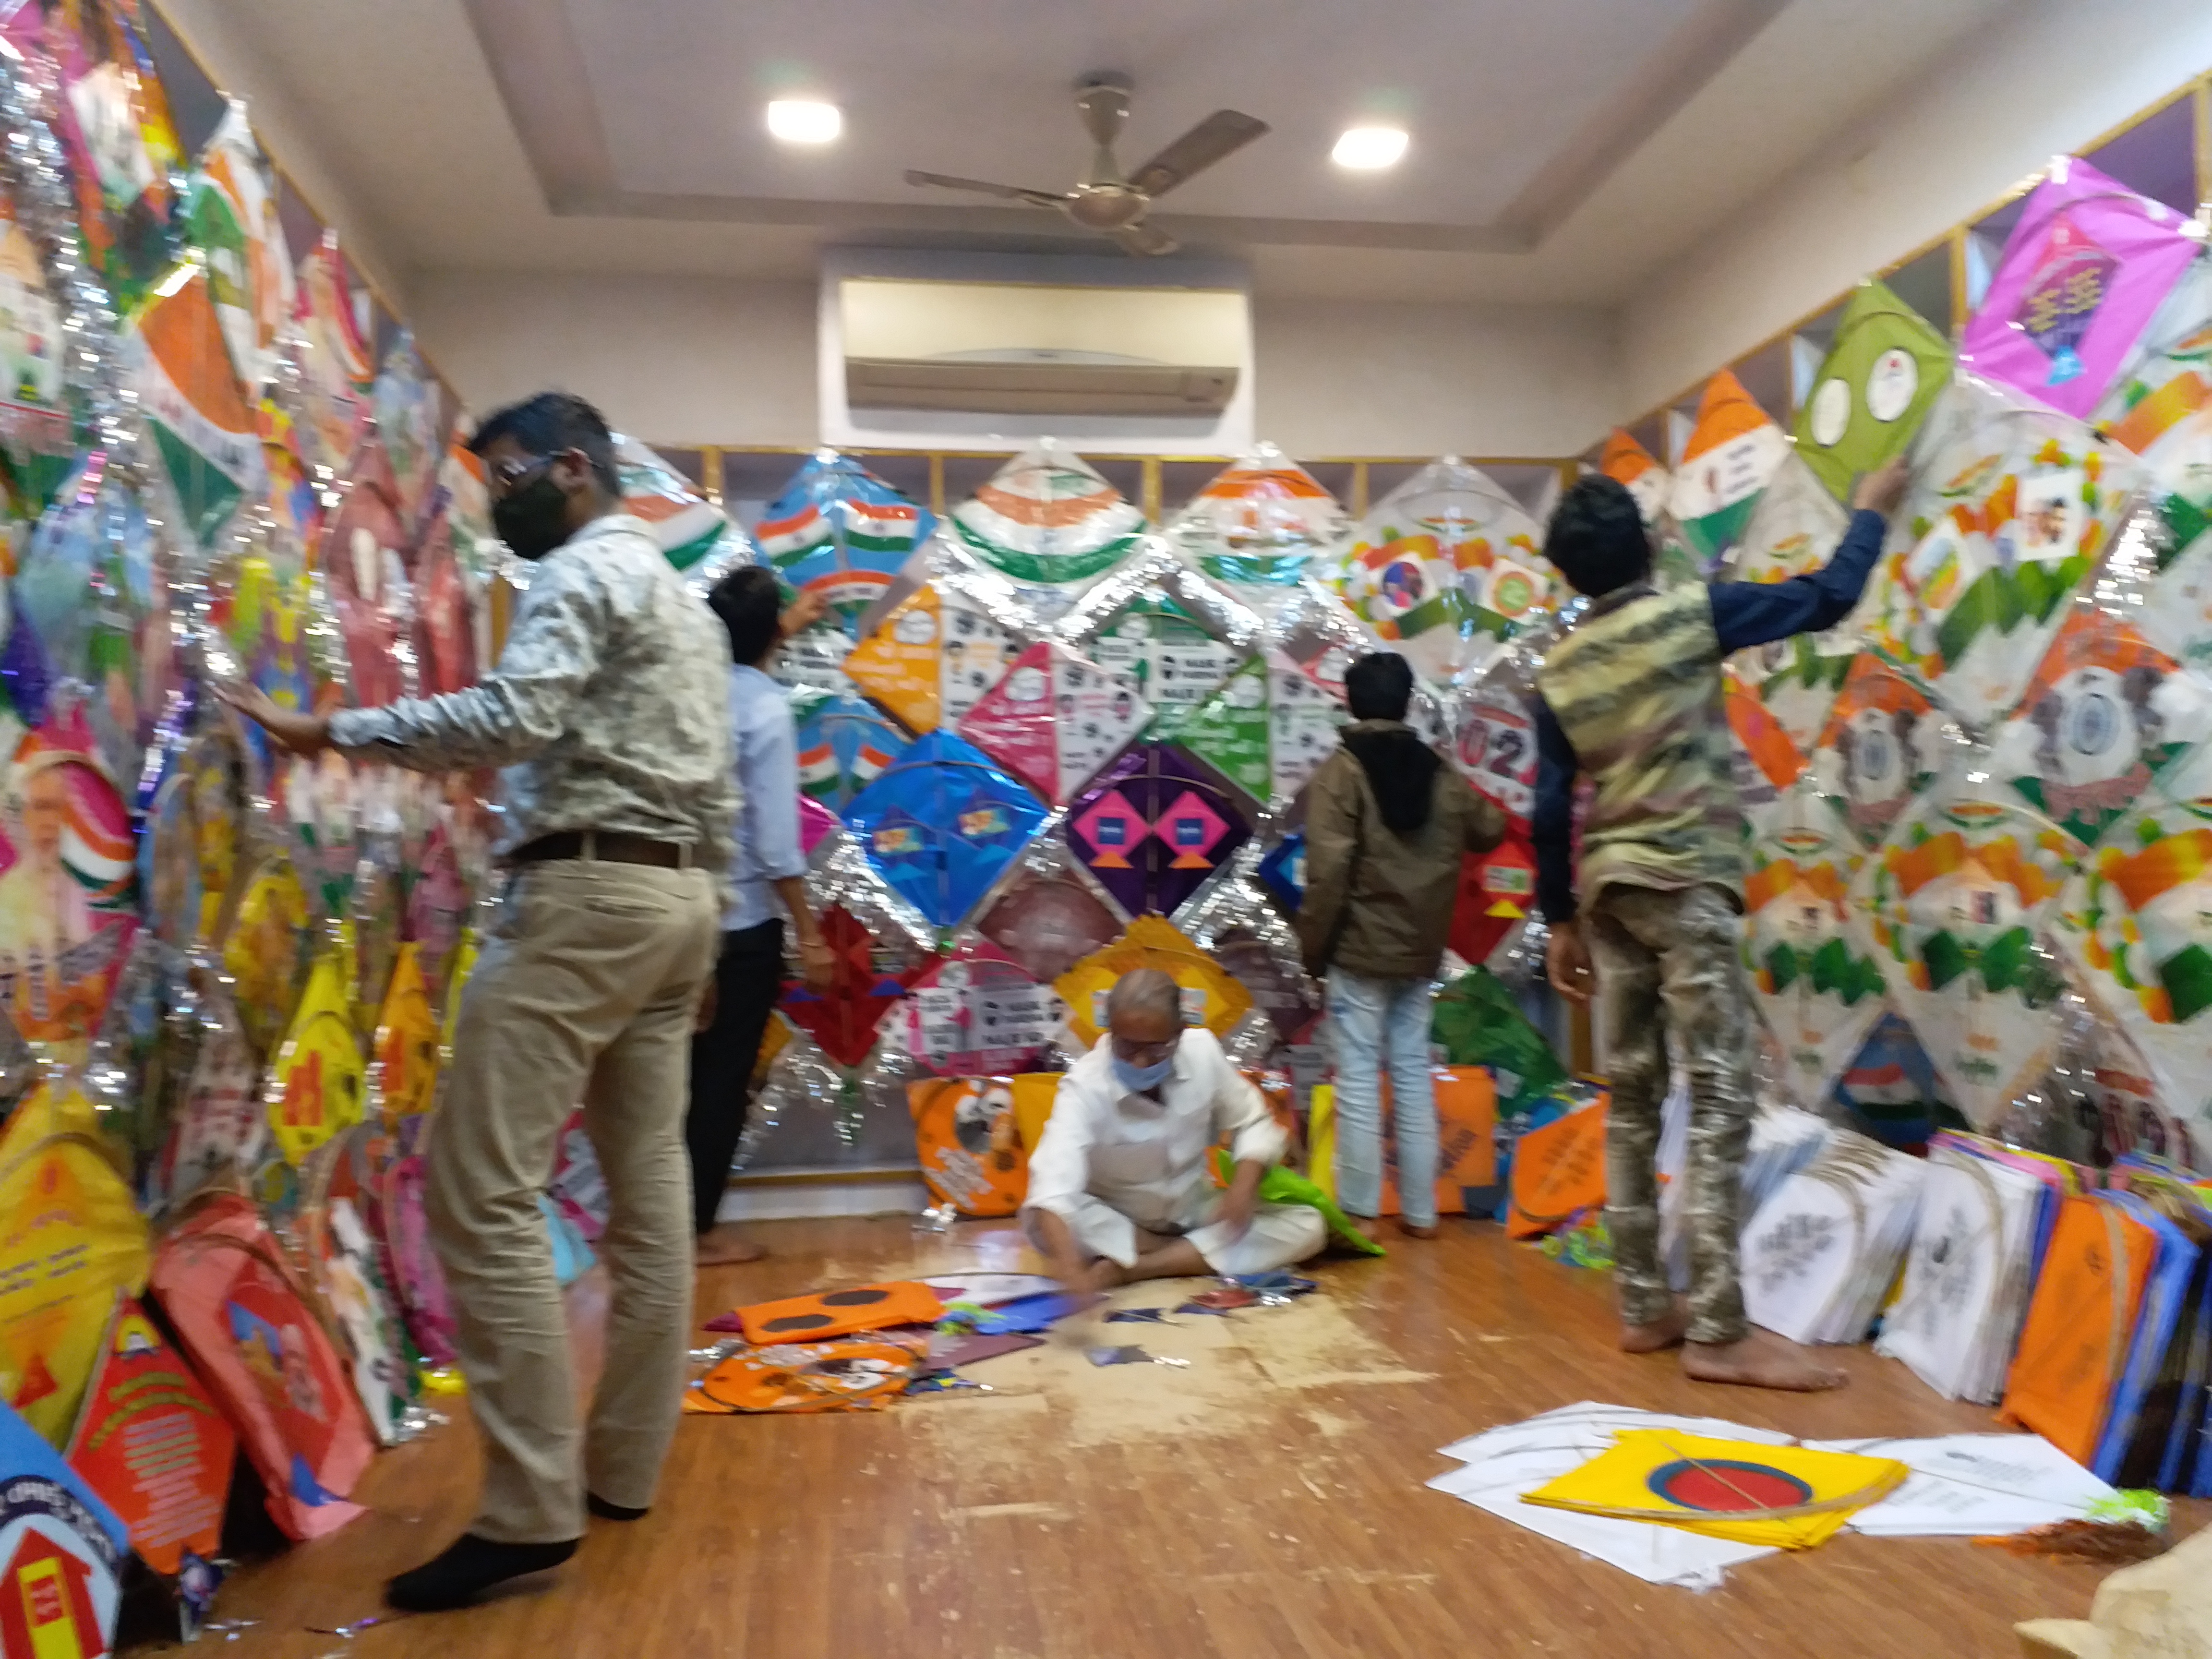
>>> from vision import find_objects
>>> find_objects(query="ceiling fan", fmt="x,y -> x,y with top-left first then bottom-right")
903,72 -> 1268,256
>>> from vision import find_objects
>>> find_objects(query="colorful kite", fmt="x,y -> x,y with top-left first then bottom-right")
1171,650 -> 1346,807
1743,787 -> 1887,1110
791,687 -> 912,816
2128,405 -> 2212,667
148,1190 -> 373,1540
843,732 -> 1047,927
1598,429 -> 1671,526
753,449 -> 935,635
1725,456 -> 1860,757
775,905 -> 932,1070
64,1293 -> 234,1579
1990,604 -> 2212,849
1333,457 -> 1559,683
1064,743 -> 1252,919
1851,769 -> 2075,1130
1794,278 -> 1953,501
1056,574 -> 1252,742
263,947 -> 365,1166
842,581 -> 1018,734
2096,257 -> 2212,455
1808,656 -> 1943,850
184,103 -> 292,394
1960,155 -> 2206,419
973,850 -> 1125,983
1670,372 -> 1790,566
900,940 -> 1056,1077
2056,796 -> 2212,1148
291,232 -> 373,474
316,442 -> 412,708
15,0 -> 178,309
949,444 -> 1145,590
0,720 -> 140,1070
1451,838 -> 1539,969
1054,914 -> 1253,1049
1166,444 -> 1347,592
0,1082 -> 149,1446
0,1395 -> 129,1657
129,264 -> 266,553
371,330 -> 446,528
612,435 -> 753,590
957,639 -> 1150,807
0,205 -> 74,515
909,1077 -> 1028,1217
1878,372 -> 2135,726
1449,653 -> 1541,828
1828,1012 -> 1961,1153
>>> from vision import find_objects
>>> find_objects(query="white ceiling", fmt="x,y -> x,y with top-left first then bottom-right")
167,0 -> 2021,305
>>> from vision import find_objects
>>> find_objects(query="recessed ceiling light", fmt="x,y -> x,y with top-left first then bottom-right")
766,99 -> 842,144
1332,126 -> 1407,170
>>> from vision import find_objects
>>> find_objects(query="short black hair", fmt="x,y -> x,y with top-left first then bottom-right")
1544,475 -> 1651,598
1344,651 -> 1414,722
469,391 -> 620,496
708,565 -> 784,665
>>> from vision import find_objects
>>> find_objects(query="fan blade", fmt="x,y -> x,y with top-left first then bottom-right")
904,170 -> 1068,209
1127,111 -> 1268,198
1110,221 -> 1179,257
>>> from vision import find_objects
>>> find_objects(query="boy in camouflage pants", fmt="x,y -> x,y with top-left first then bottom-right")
1532,459 -> 1906,1391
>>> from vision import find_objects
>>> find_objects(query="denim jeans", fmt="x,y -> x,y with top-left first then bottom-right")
1325,968 -> 1439,1228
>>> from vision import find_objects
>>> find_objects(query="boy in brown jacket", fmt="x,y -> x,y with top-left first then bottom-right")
1297,653 -> 1505,1238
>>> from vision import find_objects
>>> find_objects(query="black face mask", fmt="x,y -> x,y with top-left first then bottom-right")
492,471 -> 573,561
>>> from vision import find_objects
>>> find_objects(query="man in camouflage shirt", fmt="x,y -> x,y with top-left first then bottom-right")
1533,457 -> 1906,1393
223,393 -> 732,1609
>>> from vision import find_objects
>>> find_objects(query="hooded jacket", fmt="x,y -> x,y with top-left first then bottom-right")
1295,720 -> 1507,980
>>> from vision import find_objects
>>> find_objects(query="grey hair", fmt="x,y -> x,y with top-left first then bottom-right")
1106,967 -> 1181,1027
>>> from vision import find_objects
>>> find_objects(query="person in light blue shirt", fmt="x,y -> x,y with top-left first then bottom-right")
686,571 -> 834,1264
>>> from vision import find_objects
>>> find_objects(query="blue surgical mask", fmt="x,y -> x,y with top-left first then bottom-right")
1112,1053 -> 1175,1094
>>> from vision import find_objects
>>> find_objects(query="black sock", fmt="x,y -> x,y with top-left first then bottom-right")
587,1493 -> 648,1522
385,1533 -> 579,1611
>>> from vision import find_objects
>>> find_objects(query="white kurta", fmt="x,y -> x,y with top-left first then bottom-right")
1021,1028 -> 1326,1275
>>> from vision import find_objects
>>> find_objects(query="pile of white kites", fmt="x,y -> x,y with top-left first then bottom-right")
1426,1401 -> 2125,1591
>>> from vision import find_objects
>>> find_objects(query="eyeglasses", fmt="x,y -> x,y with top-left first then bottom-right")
485,452 -> 558,497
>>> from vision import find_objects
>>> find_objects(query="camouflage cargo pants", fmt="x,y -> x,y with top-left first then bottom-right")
1587,882 -> 1753,1346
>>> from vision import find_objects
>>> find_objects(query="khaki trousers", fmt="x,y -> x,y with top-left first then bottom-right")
427,858 -> 719,1543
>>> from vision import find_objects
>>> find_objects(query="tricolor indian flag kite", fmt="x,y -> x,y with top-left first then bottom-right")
952,444 -> 1143,589
1598,429 -> 1671,527
1167,443 -> 1346,595
1669,371 -> 1789,566
129,263 -> 265,552
756,451 -> 935,635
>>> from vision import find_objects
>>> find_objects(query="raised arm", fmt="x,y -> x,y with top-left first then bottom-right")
1707,457 -> 1911,652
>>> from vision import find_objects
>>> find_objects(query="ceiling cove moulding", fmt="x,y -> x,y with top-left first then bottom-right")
458,0 -> 1787,257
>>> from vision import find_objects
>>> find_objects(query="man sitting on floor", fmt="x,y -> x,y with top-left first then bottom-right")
1024,968 -> 1325,1291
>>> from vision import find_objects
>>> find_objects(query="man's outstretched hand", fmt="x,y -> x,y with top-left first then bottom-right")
214,680 -> 332,757
1851,456 -> 1912,519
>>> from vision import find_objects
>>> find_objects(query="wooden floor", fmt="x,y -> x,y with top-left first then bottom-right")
171,1219 -> 2196,1659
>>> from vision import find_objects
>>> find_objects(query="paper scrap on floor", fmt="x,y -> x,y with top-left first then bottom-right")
1805,1434 -> 2119,1536
1426,1402 -> 1793,1590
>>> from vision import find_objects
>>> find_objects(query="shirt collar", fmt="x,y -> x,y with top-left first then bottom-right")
731,662 -> 781,693
1583,580 -> 1656,622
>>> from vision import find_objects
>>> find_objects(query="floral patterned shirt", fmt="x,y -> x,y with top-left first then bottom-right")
328,512 -> 736,881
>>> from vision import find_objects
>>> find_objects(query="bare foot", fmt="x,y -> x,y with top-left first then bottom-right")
1681,1328 -> 1847,1392
1396,1219 -> 1439,1240
1619,1300 -> 1688,1353
695,1225 -> 766,1266
1349,1216 -> 1383,1246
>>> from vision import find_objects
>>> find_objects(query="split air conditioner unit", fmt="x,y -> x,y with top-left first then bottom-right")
842,278 -> 1241,417
819,250 -> 1254,452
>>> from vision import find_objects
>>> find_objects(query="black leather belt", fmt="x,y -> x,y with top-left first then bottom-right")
512,830 -> 694,870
